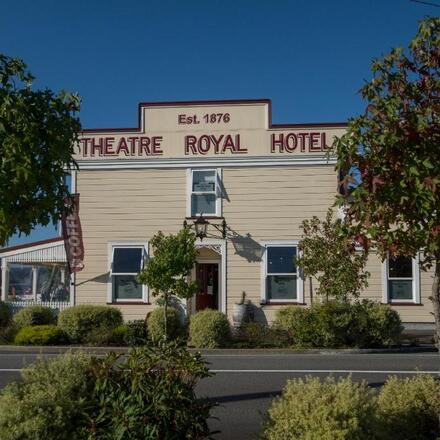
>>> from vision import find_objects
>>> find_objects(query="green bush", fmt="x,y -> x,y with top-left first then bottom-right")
147,307 -> 184,342
111,324 -> 128,345
189,309 -> 231,348
351,300 -> 402,348
0,352 -> 94,440
235,322 -> 289,348
14,325 -> 65,345
58,305 -> 123,344
12,305 -> 57,329
274,300 -> 402,348
261,376 -> 377,440
87,341 -> 215,439
0,301 -> 10,327
0,323 -> 18,344
377,375 -> 440,440
124,319 -> 148,345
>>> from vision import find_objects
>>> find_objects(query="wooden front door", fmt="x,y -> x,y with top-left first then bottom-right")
196,263 -> 219,311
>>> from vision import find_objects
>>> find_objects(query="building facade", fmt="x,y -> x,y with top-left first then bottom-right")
1,99 -> 435,327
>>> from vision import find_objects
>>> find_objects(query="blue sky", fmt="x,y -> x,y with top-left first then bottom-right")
1,0 -> 437,246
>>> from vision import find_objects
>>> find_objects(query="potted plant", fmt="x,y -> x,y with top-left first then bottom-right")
232,291 -> 251,327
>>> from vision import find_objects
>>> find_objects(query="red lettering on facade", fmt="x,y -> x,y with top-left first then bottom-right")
91,138 -> 104,156
152,136 -> 163,155
309,132 -> 321,152
104,137 -> 115,155
116,137 -> 130,156
185,136 -> 198,154
271,134 -> 284,153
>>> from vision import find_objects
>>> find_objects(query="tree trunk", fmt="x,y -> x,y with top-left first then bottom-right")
164,292 -> 168,342
430,256 -> 440,352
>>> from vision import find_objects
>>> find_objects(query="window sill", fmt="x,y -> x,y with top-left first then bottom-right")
260,301 -> 306,306
186,216 -> 224,220
107,302 -> 151,305
384,302 -> 422,306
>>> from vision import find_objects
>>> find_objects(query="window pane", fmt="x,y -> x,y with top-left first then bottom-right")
388,256 -> 412,278
114,275 -> 142,300
191,194 -> 216,215
113,248 -> 143,273
193,170 -> 216,192
267,247 -> 296,274
389,280 -> 413,300
9,264 -> 33,297
267,275 -> 297,300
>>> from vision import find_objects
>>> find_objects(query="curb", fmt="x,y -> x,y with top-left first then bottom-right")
0,345 -> 436,355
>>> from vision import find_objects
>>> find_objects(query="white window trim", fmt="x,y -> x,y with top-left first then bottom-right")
260,240 -> 304,304
382,254 -> 420,304
107,241 -> 149,303
186,168 -> 222,218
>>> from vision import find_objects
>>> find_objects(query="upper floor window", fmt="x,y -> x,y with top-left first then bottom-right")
189,169 -> 221,217
384,255 -> 419,303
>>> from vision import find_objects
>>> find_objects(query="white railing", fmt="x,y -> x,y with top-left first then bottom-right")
7,300 -> 71,316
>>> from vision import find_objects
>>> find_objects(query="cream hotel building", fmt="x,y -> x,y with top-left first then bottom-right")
0,100 -> 434,329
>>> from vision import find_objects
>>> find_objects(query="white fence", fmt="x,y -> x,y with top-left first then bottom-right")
7,300 -> 71,316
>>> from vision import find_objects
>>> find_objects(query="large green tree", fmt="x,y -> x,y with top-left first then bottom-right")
0,54 -> 80,245
333,19 -> 440,340
137,228 -> 199,339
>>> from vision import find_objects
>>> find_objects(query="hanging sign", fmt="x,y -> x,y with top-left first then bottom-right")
61,193 -> 85,273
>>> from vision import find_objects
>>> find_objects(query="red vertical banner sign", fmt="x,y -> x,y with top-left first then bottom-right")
61,193 -> 85,273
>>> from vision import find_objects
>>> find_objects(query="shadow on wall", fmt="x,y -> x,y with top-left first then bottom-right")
75,272 -> 109,286
229,231 -> 264,263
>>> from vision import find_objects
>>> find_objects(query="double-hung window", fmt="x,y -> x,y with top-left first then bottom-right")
261,242 -> 303,303
189,169 -> 221,217
109,244 -> 147,302
384,255 -> 419,303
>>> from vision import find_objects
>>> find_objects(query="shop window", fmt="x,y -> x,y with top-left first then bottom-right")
385,255 -> 419,303
261,243 -> 303,303
189,169 -> 221,217
109,245 -> 147,302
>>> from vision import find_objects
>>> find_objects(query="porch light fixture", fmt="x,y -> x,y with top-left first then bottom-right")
183,214 -> 227,241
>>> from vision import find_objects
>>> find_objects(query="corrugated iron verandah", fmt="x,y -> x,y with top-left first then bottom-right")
0,238 -> 73,314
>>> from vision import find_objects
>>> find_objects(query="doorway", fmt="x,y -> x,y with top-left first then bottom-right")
195,262 -> 219,311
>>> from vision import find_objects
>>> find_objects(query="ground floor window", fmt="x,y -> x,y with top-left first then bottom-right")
384,255 -> 419,303
8,263 -> 69,302
261,242 -> 303,303
109,244 -> 148,302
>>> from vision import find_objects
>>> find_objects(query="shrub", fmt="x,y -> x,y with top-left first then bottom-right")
351,300 -> 402,348
124,319 -> 148,345
147,307 -> 184,342
261,376 -> 377,440
189,309 -> 231,348
377,375 -> 440,440
14,325 -> 65,345
58,305 -> 123,344
0,301 -> 10,327
87,341 -> 215,439
274,300 -> 402,348
111,324 -> 128,345
274,306 -> 322,348
0,352 -> 94,440
0,323 -> 18,344
12,305 -> 57,329
235,322 -> 289,348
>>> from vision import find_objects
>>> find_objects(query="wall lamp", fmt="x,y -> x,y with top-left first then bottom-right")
183,215 -> 227,241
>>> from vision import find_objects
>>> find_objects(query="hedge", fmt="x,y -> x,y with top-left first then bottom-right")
58,305 -> 123,344
275,299 -> 402,348
147,307 -> 184,343
14,325 -> 65,346
12,305 -> 57,329
189,309 -> 230,348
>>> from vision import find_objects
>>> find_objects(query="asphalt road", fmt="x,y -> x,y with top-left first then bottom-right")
0,351 -> 439,440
